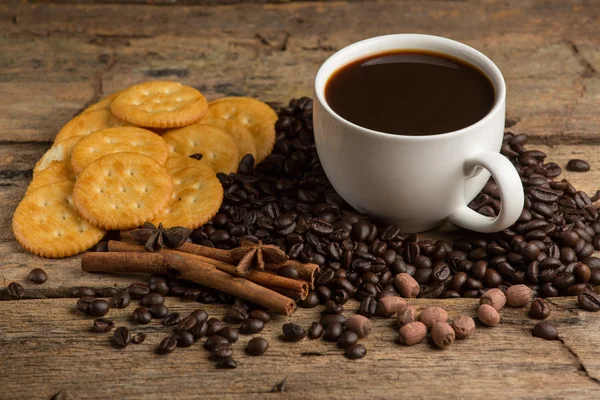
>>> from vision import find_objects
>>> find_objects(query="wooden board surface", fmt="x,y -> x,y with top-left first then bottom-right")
1,0 -> 600,398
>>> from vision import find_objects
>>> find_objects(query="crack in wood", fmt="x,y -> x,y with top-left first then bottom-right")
565,39 -> 597,78
146,68 -> 190,78
77,53 -> 118,114
559,338 -> 600,385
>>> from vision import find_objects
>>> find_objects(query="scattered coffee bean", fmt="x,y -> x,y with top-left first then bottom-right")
246,337 -> 269,356
162,312 -> 182,326
478,304 -> 501,326
76,296 -> 94,313
96,287 -> 118,298
249,310 -> 271,323
127,283 -> 151,299
418,307 -> 448,328
320,314 -> 347,328
431,322 -> 455,348
212,342 -> 234,358
132,333 -> 147,344
345,344 -> 367,360
323,321 -> 343,342
566,159 -> 590,172
191,309 -> 209,323
506,285 -> 532,307
88,299 -> 110,317
282,323 -> 306,341
177,315 -> 198,332
226,305 -> 249,322
239,318 -> 264,334
72,287 -> 95,298
308,322 -> 324,339
204,335 -> 229,351
344,315 -> 372,338
278,266 -> 300,279
157,335 -> 178,353
396,304 -> 417,327
532,321 -> 559,340
215,357 -> 237,369
219,327 -> 239,343
324,300 -> 344,314
27,268 -> 47,284
140,292 -> 164,306
190,320 -> 209,341
93,318 -> 115,333
393,273 -> 419,298
148,304 -> 169,319
132,307 -> 152,324
376,296 -> 406,317
480,288 -> 506,311
7,282 -> 25,299
578,290 -> 600,311
301,292 -> 320,308
176,331 -> 195,348
206,317 -> 224,336
149,280 -> 169,296
112,327 -> 131,348
338,330 -> 359,348
398,321 -> 427,345
530,298 -> 551,319
452,316 -> 475,339
111,291 -> 131,309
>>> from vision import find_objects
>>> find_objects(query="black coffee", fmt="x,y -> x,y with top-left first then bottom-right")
325,50 -> 495,136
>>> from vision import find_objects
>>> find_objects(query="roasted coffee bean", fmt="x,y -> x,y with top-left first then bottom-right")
218,327 -> 239,343
162,312 -> 182,326
338,330 -> 359,348
6,282 -> 25,299
324,299 -> 344,314
239,318 -> 264,334
301,292 -> 320,308
140,293 -> 164,306
282,323 -> 306,341
96,287 -> 118,298
566,159 -> 590,172
191,309 -> 209,324
308,322 -> 324,339
204,335 -> 229,351
93,318 -> 115,333
315,286 -> 332,303
27,268 -> 47,284
226,305 -> 249,322
127,283 -> 151,299
88,299 -> 110,317
532,321 -> 558,340
149,280 -> 169,296
132,333 -> 147,345
320,314 -> 347,328
345,315 -> 372,338
358,296 -> 377,316
177,315 -> 198,332
72,287 -> 96,298
206,317 -> 224,336
530,298 -> 551,319
345,344 -> 367,360
111,291 -> 131,309
246,337 -> 269,356
157,335 -> 178,353
76,296 -> 94,313
578,290 -> 600,311
212,342 -> 234,358
112,327 -> 131,348
323,321 -> 343,342
278,266 -> 300,279
132,307 -> 152,324
148,304 -> 169,319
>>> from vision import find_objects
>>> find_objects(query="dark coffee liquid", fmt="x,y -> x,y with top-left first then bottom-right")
325,50 -> 495,136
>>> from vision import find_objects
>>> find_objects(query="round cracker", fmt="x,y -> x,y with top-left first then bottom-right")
165,155 -> 209,171
83,90 -> 122,113
151,163 -> 223,229
13,180 -> 106,258
70,127 -> 169,175
205,97 -> 277,163
110,81 -> 208,128
27,161 -> 75,195
200,117 -> 257,161
73,152 -> 173,230
34,136 -> 82,175
55,108 -> 130,142
162,124 -> 240,174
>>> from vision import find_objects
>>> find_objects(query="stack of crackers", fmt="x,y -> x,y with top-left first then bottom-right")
13,81 -> 277,258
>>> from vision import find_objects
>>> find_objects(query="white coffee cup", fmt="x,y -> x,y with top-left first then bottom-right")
313,34 -> 523,233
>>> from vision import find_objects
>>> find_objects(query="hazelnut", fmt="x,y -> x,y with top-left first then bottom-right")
452,315 -> 475,339
431,322 -> 455,348
480,288 -> 506,311
418,307 -> 448,328
393,273 -> 419,298
397,321 -> 427,345
344,315 -> 372,338
396,304 -> 417,327
506,284 -> 532,307
376,296 -> 407,317
478,304 -> 501,326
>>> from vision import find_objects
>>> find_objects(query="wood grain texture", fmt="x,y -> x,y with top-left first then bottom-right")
0,0 -> 598,142
0,297 -> 599,399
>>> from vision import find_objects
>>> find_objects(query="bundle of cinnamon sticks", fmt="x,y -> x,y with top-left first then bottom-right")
81,238 -> 319,316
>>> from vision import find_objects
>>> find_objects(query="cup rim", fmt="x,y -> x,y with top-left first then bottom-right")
314,34 -> 506,141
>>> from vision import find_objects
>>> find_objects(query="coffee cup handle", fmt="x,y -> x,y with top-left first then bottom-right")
447,151 -> 524,233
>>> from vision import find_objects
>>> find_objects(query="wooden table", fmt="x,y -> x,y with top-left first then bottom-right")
1,1 -> 599,398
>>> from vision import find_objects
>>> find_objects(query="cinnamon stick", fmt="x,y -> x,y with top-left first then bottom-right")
81,251 -> 296,315
107,241 -> 309,300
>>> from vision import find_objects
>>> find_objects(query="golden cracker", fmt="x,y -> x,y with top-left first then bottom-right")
205,97 -> 277,163
73,153 -> 173,230
13,180 -> 106,258
200,117 -> 258,161
55,108 -> 130,142
165,155 -> 208,171
151,163 -> 223,229
27,161 -> 75,195
83,91 -> 122,113
110,81 -> 208,128
70,127 -> 169,175
162,123 -> 240,174
34,136 -> 82,176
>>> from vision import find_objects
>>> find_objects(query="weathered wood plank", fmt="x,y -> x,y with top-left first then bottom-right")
0,297 -> 598,399
0,1 -> 598,142
1,142 -> 599,298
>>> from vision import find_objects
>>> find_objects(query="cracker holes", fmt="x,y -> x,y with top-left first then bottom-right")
106,171 -> 113,177
144,186 -> 150,193
78,226 -> 85,233
121,187 -> 127,193
114,204 -> 120,210
62,214 -> 67,221
128,170 -> 135,176
55,231 -> 63,237
136,203 -> 142,209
